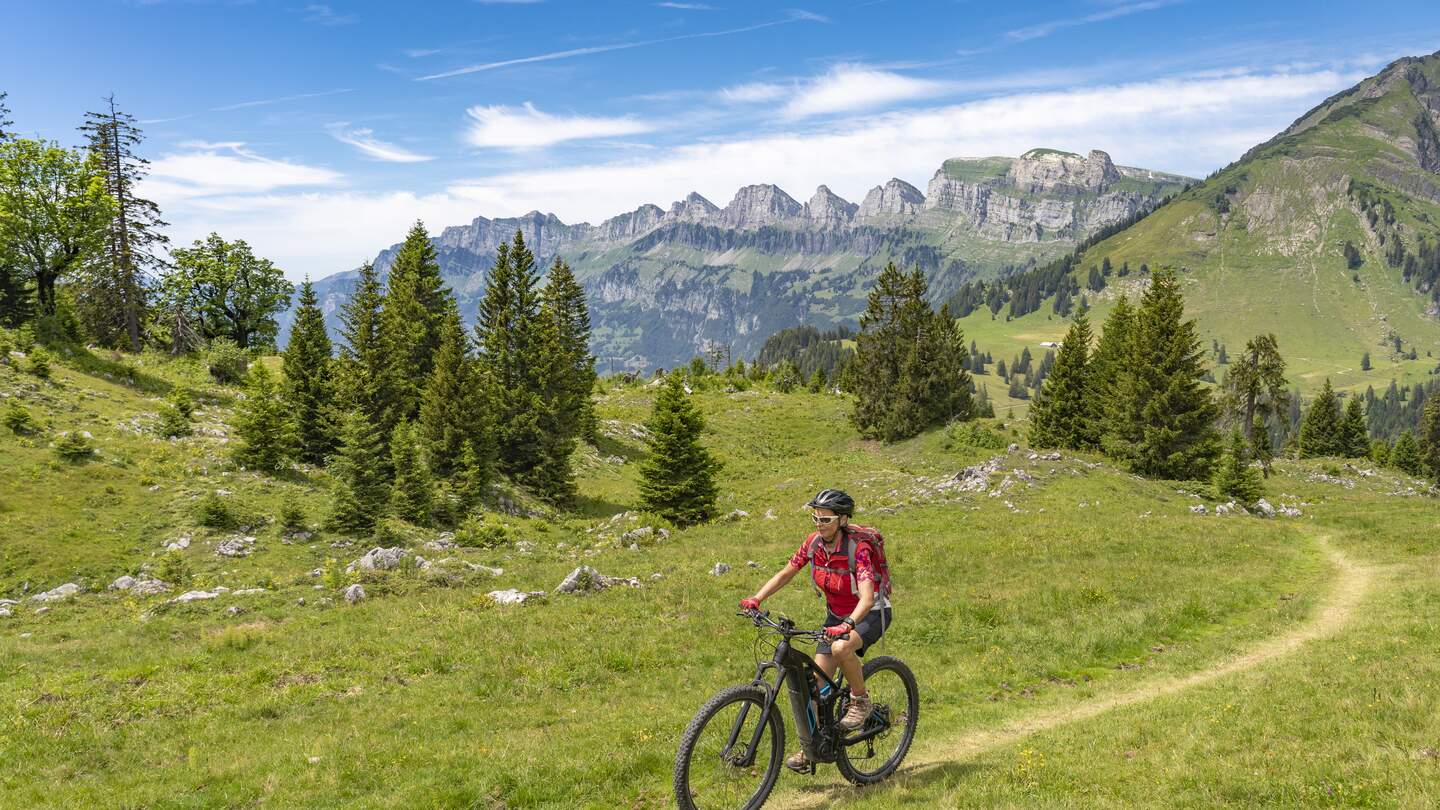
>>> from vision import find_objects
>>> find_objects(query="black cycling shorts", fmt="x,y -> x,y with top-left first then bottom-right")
817,607 -> 891,657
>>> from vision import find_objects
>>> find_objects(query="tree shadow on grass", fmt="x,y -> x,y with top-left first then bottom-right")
570,492 -> 631,520
590,433 -> 646,463
783,758 -> 986,807
63,345 -> 173,396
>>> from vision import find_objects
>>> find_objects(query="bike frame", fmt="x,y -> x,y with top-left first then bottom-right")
720,615 -> 889,769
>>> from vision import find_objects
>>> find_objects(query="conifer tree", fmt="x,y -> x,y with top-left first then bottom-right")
326,410 -> 388,535
1251,413 -> 1276,477
388,420 -> 433,524
528,313 -> 579,505
457,437 -> 494,508
1212,428 -> 1264,504
1298,378 -> 1343,457
335,261 -> 388,432
1370,438 -> 1391,467
539,257 -> 597,443
1088,295 -> 1134,445
1419,396 -> 1440,481
1221,334 -> 1289,443
1339,396 -> 1369,458
1028,311 -> 1094,450
282,279 -> 335,465
1108,270 -> 1218,479
639,371 -> 721,526
418,309 -> 484,478
232,362 -> 292,473
77,95 -> 168,352
378,221 -> 451,426
1391,430 -> 1424,476
475,231 -> 547,478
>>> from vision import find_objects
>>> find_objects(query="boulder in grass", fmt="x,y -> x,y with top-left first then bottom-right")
1253,499 -> 1277,519
710,562 -> 731,576
30,583 -> 81,602
343,584 -> 366,604
555,565 -> 640,594
171,590 -> 221,604
216,536 -> 256,558
346,547 -> 408,573
489,589 -> 546,606
1189,504 -> 1208,515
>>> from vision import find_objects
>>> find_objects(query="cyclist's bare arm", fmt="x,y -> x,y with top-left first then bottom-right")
748,561 -> 803,604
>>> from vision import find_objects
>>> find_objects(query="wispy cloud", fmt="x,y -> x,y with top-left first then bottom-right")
417,11 -> 824,80
1006,0 -> 1181,43
783,64 -> 951,118
298,3 -> 357,26
141,142 -> 342,201
402,48 -> 443,58
327,124 -> 434,162
719,81 -> 789,103
142,88 -> 355,123
464,103 -> 654,149
656,2 -> 719,9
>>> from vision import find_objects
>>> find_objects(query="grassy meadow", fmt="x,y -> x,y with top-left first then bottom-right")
2,346 -> 1439,807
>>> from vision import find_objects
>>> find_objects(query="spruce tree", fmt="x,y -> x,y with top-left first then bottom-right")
78,95 -> 168,352
389,420 -> 433,524
1298,378 -> 1343,457
282,279 -> 336,465
232,362 -> 292,473
1339,396 -> 1369,458
1212,428 -> 1263,504
1391,430 -> 1424,476
457,437 -> 494,508
378,221 -> 451,427
1419,395 -> 1440,481
1088,296 -> 1134,447
327,410 -> 388,535
1221,334 -> 1289,443
639,371 -> 721,526
528,313 -> 579,505
1251,413 -> 1275,477
539,257 -> 597,443
1028,311 -> 1094,450
418,309 -> 486,478
1109,270 -> 1219,479
475,231 -> 547,479
335,261 -> 388,434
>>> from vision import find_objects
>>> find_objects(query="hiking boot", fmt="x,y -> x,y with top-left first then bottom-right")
839,692 -> 873,731
785,750 -> 812,773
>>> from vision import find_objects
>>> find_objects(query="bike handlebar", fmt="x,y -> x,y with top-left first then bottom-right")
738,608 -> 849,641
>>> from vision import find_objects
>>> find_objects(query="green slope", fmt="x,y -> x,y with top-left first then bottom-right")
1067,50 -> 1440,396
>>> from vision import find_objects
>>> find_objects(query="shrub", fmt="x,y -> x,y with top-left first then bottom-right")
54,431 -> 94,461
25,348 -> 51,379
155,550 -> 192,585
205,338 -> 249,384
454,515 -> 514,549
947,421 -> 1008,450
15,325 -> 36,353
156,403 -> 193,438
196,492 -> 237,529
320,557 -> 353,590
168,387 -> 195,419
4,400 -> 40,435
280,503 -> 308,534
0,332 -> 12,362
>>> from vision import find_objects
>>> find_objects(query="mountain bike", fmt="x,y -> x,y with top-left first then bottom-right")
673,609 -> 919,809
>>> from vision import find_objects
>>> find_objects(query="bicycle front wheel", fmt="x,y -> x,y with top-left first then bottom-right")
835,656 -> 919,784
674,684 -> 785,810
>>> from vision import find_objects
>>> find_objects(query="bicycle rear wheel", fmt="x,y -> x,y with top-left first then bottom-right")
835,656 -> 919,784
674,684 -> 785,810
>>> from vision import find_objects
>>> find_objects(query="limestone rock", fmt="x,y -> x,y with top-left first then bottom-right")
1253,499 -> 1276,518
857,178 -> 924,219
556,565 -> 640,593
216,535 -> 256,558
710,562 -> 731,576
171,590 -> 221,604
343,584 -> 366,604
489,589 -> 546,606
347,547 -> 408,573
30,583 -> 81,602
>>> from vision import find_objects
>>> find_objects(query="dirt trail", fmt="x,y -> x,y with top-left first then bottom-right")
774,537 -> 1372,809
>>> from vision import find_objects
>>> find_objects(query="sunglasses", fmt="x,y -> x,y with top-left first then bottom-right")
811,514 -> 840,525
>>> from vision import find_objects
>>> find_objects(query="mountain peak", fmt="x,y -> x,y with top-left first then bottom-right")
806,185 -> 857,228
666,192 -> 719,222
718,183 -> 804,229
858,178 -> 924,219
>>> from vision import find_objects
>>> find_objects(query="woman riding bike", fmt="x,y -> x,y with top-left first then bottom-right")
738,488 -> 892,773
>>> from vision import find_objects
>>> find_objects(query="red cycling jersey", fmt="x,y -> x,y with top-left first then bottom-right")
788,532 -> 880,616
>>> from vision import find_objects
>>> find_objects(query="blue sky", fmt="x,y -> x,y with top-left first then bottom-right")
4,0 -> 1439,280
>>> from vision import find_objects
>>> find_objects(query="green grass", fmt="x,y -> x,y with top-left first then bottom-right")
2,349 -> 1439,807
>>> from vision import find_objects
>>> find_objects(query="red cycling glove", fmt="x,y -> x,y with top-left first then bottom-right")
739,598 -> 761,611
825,623 -> 852,639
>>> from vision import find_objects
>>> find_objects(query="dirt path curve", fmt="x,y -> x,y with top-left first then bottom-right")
773,536 -> 1372,809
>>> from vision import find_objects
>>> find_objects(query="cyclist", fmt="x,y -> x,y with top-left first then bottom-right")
739,488 -> 892,773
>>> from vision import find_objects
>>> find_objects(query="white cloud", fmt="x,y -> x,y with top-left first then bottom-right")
782,64 -> 952,118
153,67 -> 1364,281
327,124 -> 435,162
299,4 -> 357,26
464,102 -> 654,149
719,81 -> 789,103
142,142 -> 343,201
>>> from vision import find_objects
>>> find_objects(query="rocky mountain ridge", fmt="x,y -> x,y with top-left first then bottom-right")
293,147 -> 1190,371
